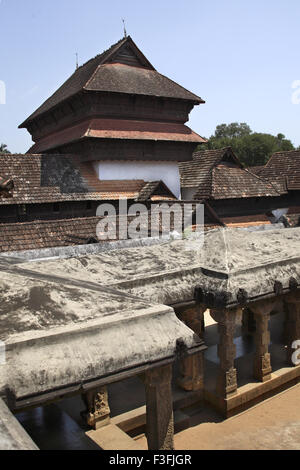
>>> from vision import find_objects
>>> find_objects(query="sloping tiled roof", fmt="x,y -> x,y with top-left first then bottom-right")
0,200 -> 222,253
135,181 -> 176,202
205,165 -> 280,200
0,154 -> 171,205
84,62 -> 204,102
28,118 -> 206,154
0,217 -> 103,253
258,150 -> 300,193
20,36 -> 204,127
179,148 -> 237,188
248,165 -> 264,175
179,147 -> 280,200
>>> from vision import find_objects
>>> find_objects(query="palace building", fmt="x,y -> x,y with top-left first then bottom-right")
19,35 -> 206,200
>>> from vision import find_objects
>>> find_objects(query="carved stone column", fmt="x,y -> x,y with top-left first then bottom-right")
210,308 -> 238,399
251,300 -> 273,382
81,386 -> 110,429
144,364 -> 174,450
284,293 -> 300,366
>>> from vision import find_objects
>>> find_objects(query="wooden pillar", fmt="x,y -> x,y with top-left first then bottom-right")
144,364 -> 174,450
251,300 -> 273,382
284,293 -> 300,366
210,309 -> 238,399
81,386 -> 110,429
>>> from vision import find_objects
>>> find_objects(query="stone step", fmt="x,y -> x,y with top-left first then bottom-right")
86,424 -> 143,450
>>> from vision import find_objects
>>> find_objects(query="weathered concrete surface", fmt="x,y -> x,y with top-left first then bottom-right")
18,227 -> 300,306
0,399 -> 38,450
0,269 -> 203,401
1,227 -> 300,409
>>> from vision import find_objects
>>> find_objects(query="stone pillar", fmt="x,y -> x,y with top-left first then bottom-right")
242,308 -> 256,335
177,304 -> 206,338
210,308 -> 238,399
176,304 -> 205,392
284,293 -> 300,366
81,386 -> 110,429
177,351 -> 204,392
251,300 -> 273,382
144,364 -> 174,450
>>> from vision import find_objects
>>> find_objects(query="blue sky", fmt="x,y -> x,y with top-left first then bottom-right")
0,0 -> 299,153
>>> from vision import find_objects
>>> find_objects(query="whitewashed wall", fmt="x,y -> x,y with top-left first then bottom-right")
93,161 -> 181,199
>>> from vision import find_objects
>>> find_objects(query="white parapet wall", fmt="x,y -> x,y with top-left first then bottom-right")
93,160 -> 181,199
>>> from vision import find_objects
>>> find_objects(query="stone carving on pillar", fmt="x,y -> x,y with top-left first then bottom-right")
210,308 -> 239,399
81,386 -> 110,429
251,300 -> 273,382
144,364 -> 174,450
284,292 -> 300,366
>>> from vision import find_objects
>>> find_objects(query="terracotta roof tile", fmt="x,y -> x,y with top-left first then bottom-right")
258,150 -> 300,193
0,201 -> 221,253
28,119 -> 206,154
179,147 -> 280,200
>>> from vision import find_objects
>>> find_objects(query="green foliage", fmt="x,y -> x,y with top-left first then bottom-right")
0,143 -> 11,154
199,123 -> 295,167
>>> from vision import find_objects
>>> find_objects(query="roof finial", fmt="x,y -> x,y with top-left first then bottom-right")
75,52 -> 79,70
122,18 -> 127,38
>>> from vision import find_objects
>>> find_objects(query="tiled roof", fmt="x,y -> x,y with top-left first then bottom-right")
20,36 -> 204,127
28,118 -> 206,154
0,217 -> 103,253
258,150 -> 300,193
0,153 -> 171,205
84,62 -> 204,102
135,181 -> 176,202
179,147 -> 280,200
0,176 -> 14,199
0,200 -> 222,253
248,165 -> 264,175
179,148 -> 237,188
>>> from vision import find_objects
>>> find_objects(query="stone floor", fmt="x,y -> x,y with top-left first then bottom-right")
138,383 -> 300,450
